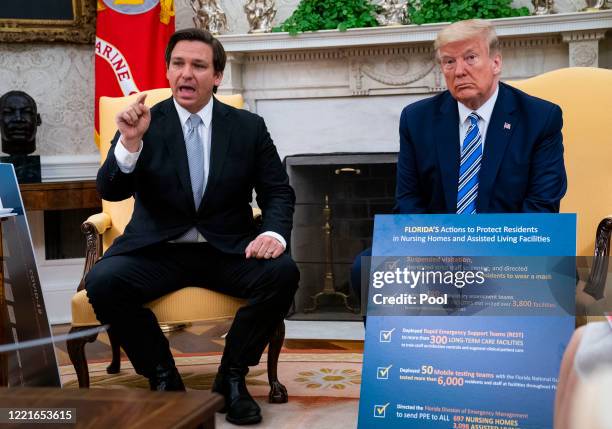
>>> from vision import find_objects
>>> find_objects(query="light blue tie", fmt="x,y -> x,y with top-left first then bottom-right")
457,112 -> 482,214
186,114 -> 205,209
175,114 -> 204,243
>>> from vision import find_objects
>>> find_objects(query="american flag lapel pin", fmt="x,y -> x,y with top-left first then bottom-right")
504,122 -> 511,130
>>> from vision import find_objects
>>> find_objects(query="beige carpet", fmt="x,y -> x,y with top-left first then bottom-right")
61,351 -> 362,428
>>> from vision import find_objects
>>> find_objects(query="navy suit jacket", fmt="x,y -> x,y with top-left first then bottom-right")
97,97 -> 295,258
395,82 -> 567,214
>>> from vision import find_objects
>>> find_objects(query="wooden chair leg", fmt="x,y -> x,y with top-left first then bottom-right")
267,320 -> 288,403
66,326 -> 98,388
106,327 -> 121,374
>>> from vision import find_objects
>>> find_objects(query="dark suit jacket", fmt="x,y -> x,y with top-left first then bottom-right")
97,97 -> 295,257
395,82 -> 567,214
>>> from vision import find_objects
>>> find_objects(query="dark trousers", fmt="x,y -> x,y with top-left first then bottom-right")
350,247 -> 372,324
85,242 -> 299,378
350,247 -> 372,306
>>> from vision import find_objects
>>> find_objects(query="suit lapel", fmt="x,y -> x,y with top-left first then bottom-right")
435,93 -> 461,212
201,97 -> 232,209
477,83 -> 517,212
160,98 -> 196,210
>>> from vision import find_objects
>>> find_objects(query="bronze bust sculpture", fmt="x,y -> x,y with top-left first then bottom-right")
0,91 -> 42,183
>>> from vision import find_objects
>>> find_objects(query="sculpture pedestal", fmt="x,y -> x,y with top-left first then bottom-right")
0,155 -> 41,184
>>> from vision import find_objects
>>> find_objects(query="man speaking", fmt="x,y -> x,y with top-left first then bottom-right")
86,29 -> 299,426
351,19 -> 567,306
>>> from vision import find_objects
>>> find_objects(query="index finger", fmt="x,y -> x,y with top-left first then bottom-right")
245,239 -> 258,258
135,93 -> 147,106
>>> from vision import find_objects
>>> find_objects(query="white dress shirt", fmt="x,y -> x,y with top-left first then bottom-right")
456,84 -> 499,150
113,97 -> 286,249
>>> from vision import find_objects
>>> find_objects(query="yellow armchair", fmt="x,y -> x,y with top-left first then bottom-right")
67,89 -> 287,403
508,67 -> 612,322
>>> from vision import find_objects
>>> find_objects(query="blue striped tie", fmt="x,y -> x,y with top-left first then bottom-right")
457,112 -> 482,214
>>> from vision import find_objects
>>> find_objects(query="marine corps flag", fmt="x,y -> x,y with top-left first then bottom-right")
94,0 -> 175,147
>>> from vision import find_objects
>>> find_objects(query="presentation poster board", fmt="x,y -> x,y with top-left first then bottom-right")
358,214 -> 576,429
0,163 -> 60,386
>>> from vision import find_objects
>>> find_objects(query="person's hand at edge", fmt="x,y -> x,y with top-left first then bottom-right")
245,234 -> 284,259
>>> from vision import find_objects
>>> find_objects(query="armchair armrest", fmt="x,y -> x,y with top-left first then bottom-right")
77,212 -> 112,291
84,212 -> 112,235
583,215 -> 612,300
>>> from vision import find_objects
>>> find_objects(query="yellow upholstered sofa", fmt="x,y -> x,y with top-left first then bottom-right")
67,89 -> 287,403
508,67 -> 612,323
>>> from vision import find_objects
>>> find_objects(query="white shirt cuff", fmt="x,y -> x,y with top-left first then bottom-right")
260,231 -> 286,250
114,136 -> 143,174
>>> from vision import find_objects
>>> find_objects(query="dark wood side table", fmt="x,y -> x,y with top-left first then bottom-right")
19,181 -> 101,211
0,387 -> 224,428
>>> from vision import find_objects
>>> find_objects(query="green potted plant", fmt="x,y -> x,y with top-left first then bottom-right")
275,0 -> 529,35
408,0 -> 529,25
274,0 -> 379,34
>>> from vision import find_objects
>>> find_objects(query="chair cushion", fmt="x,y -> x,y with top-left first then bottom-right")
71,287 -> 246,327
508,67 -> 612,256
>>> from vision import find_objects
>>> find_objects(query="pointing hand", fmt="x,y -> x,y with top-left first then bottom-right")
116,93 -> 150,152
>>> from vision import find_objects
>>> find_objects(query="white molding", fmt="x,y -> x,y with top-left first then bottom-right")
284,320 -> 364,340
27,210 -> 83,325
238,35 -> 564,64
42,287 -> 76,325
40,154 -> 99,182
218,11 -> 612,52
